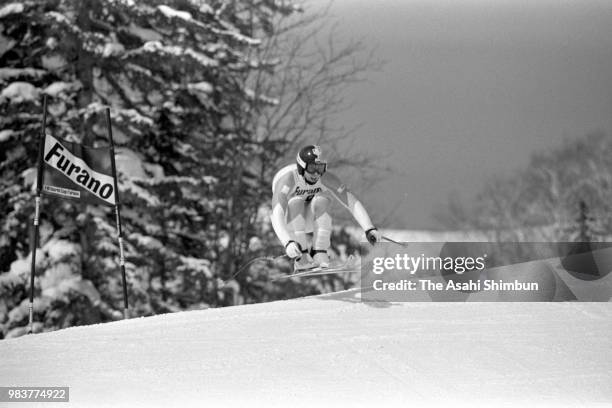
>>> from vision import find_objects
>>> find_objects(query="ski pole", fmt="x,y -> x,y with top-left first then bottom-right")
382,235 -> 410,247
220,255 -> 287,287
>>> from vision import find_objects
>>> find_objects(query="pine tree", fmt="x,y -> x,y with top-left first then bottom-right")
0,0 -> 299,337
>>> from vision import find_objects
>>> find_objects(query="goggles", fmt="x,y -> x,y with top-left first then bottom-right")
305,162 -> 327,174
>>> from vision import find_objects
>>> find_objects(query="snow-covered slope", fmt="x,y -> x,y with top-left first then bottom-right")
1,291 -> 610,408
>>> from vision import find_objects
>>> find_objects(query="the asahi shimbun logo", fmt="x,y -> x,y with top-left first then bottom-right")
43,134 -> 116,205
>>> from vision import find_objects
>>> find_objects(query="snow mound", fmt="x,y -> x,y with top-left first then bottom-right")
0,292 -> 610,408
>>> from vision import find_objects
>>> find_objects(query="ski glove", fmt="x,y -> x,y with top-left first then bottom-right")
365,228 -> 382,246
285,240 -> 303,259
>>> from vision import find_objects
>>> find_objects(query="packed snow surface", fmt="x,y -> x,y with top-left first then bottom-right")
0,291 -> 610,408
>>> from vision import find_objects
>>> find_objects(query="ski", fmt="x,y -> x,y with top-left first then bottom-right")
271,256 -> 359,281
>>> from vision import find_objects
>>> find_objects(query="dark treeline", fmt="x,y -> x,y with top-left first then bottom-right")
0,1 -> 372,338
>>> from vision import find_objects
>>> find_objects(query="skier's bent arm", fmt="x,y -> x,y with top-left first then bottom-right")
346,193 -> 376,232
270,175 -> 294,247
323,173 -> 375,232
271,204 -> 292,246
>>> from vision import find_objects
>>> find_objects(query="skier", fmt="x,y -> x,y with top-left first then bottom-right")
271,145 -> 382,271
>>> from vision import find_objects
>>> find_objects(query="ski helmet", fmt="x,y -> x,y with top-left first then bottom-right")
296,145 -> 327,176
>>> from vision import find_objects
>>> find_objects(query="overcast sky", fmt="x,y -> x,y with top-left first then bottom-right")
314,0 -> 612,229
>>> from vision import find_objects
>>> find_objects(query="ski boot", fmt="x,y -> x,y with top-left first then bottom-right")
294,253 -> 317,272
312,250 -> 330,269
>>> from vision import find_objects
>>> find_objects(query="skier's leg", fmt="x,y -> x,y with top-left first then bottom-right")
287,197 -> 310,250
287,197 -> 315,269
311,195 -> 332,267
303,199 -> 315,236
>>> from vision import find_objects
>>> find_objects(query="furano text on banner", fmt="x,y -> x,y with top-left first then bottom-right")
42,134 -> 116,206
